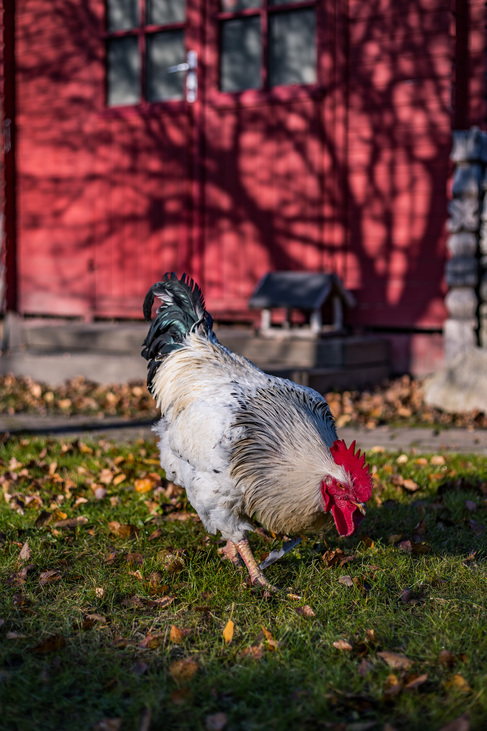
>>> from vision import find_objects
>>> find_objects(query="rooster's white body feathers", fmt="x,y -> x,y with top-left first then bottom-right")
150,332 -> 344,542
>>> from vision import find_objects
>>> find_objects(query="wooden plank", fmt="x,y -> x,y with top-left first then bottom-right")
349,0 -> 450,21
203,97 -> 327,315
348,77 -> 450,105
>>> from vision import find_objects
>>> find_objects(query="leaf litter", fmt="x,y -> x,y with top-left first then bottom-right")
4,373 -> 487,430
1,435 -> 486,728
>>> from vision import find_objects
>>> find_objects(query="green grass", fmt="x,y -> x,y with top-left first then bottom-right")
1,437 -> 486,730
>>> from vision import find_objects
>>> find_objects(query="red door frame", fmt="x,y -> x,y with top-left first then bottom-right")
2,0 -> 17,312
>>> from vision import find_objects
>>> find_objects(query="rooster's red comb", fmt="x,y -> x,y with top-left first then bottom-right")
330,439 -> 372,502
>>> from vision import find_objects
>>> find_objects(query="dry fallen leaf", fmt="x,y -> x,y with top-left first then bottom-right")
32,633 -> 66,653
377,651 -> 413,670
170,658 -> 199,684
260,625 -> 279,651
96,468 -> 113,485
403,479 -> 420,492
52,509 -> 68,522
39,570 -> 61,586
391,474 -> 404,487
150,596 -> 175,609
333,639 -> 353,652
223,619 -> 234,645
34,510 -> 53,527
170,625 -> 189,643
128,569 -> 143,580
7,631 -> 28,640
84,613 -> 106,624
135,478 -> 155,494
397,540 -> 413,554
162,511 -> 199,523
148,528 -> 163,541
365,629 -> 377,643
241,645 -> 264,660
92,720 -> 122,731
139,707 -> 152,731
357,659 -> 374,677
404,673 -> 428,690
338,575 -> 354,587
160,550 -> 185,574
53,516 -> 88,529
108,521 -> 137,538
383,673 -> 402,696
322,548 -> 355,568
139,633 -> 162,649
360,536 -> 375,548
399,588 -> 413,604
296,605 -> 316,618
439,713 -> 470,731
205,712 -> 228,731
438,649 -> 457,668
431,455 -> 446,466
170,688 -> 192,705
126,552 -> 144,566
446,674 -> 471,694
18,541 -> 31,563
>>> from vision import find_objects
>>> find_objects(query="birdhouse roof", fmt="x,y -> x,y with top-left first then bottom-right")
249,272 -> 356,311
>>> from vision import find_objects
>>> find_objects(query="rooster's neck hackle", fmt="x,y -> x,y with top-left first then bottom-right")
141,272 -> 214,392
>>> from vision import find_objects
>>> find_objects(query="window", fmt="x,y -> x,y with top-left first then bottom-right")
106,0 -> 187,106
218,0 -> 317,93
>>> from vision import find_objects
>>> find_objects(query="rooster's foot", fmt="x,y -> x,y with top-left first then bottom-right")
235,539 -> 279,593
218,540 -> 244,569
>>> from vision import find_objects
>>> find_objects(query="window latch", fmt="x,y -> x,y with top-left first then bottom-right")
167,50 -> 197,103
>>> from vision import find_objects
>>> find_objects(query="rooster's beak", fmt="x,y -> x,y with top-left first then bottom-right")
353,501 -> 367,516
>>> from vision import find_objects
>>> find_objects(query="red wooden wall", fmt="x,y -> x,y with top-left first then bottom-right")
344,0 -> 453,328
11,1 -> 194,319
3,0 -> 486,330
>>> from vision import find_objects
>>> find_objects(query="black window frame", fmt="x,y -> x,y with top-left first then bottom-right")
104,0 -> 187,108
216,0 -> 318,94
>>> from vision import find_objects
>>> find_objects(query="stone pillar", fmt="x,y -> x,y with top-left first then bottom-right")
445,128 -> 487,362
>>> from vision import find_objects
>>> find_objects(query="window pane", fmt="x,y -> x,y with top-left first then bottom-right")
269,9 -> 316,87
220,0 -> 262,10
107,37 -> 141,106
220,17 -> 261,92
147,31 -> 185,101
146,0 -> 186,25
107,0 -> 138,31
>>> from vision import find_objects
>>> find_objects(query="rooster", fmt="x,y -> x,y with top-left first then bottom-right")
142,273 -> 372,589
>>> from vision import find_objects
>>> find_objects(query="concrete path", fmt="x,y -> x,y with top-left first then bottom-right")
1,413 -> 487,454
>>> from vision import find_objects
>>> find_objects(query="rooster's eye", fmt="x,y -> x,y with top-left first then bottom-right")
337,483 -> 345,490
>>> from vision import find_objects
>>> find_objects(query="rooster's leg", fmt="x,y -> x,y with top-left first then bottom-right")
235,539 -> 272,589
218,540 -> 244,568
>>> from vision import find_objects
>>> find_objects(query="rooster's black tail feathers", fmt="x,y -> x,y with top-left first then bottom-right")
141,273 -> 213,391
